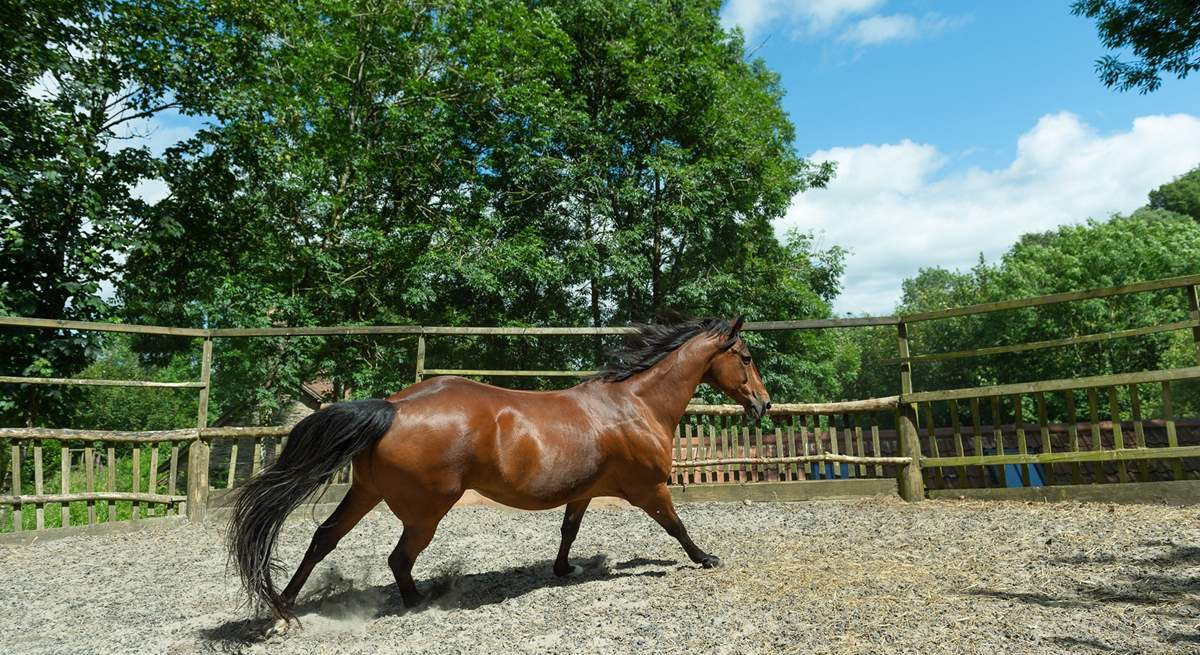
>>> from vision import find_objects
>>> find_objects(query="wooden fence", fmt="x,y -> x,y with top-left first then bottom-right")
1,273 -> 1199,534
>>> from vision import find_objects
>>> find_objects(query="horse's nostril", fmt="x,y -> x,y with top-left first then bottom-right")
765,401 -> 772,410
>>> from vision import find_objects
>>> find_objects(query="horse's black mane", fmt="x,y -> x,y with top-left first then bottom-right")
592,317 -> 733,382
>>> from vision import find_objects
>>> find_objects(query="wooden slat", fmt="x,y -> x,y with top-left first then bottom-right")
34,439 -> 43,530
871,425 -> 882,477
0,427 -> 197,442
200,426 -> 290,439
1088,388 -> 1105,483
1066,391 -> 1082,484
950,400 -> 967,483
1129,384 -> 1149,482
812,415 -> 826,479
902,274 -> 1200,322
11,443 -> 21,531
0,315 -> 207,336
923,444 -> 1200,467
131,446 -> 141,521
60,445 -> 69,527
1036,392 -> 1054,486
828,416 -> 840,479
84,444 -> 95,524
251,440 -> 263,478
106,445 -> 116,522
0,375 -> 205,388
901,320 -> 1199,364
1012,395 -> 1030,487
212,325 -> 428,337
1,492 -> 187,504
168,443 -> 179,515
923,403 -> 943,487
685,397 -> 899,416
969,398 -> 986,488
1162,382 -> 1183,481
673,425 -> 683,485
854,414 -> 866,478
800,416 -> 812,480
1108,387 -> 1128,484
147,444 -> 159,516
744,316 -> 901,330
991,397 -> 1006,488
755,426 -> 765,481
423,368 -> 596,378
226,440 -> 239,489
677,454 -> 913,468
708,423 -> 719,483
903,366 -> 1200,403
684,422 -> 694,485
721,416 -> 732,482
784,415 -> 797,481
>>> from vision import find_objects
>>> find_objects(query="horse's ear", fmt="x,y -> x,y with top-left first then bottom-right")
721,316 -> 744,350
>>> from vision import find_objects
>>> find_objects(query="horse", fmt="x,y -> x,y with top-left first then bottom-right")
228,316 -> 771,625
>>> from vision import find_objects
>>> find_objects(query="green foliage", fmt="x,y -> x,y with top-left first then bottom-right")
1148,165 -> 1200,221
72,334 -> 200,431
851,207 -> 1200,416
0,0 -> 245,425
1072,0 -> 1200,93
116,0 -> 848,410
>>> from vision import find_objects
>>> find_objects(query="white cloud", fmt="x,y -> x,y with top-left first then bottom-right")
722,0 -> 884,42
780,112 -> 1200,315
721,0 -> 965,46
838,13 -> 917,45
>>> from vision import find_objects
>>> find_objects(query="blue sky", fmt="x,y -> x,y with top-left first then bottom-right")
722,0 -> 1200,314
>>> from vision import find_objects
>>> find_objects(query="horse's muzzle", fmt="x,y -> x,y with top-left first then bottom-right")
745,398 -> 771,422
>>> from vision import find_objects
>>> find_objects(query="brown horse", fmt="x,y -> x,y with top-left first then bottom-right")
229,317 -> 770,624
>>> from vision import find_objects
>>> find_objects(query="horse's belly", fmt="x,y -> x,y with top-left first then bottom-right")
466,458 -> 605,510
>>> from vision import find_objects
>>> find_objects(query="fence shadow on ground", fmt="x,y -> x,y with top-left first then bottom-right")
199,554 -> 687,646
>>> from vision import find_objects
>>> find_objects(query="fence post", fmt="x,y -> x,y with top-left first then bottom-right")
414,334 -> 426,383
1188,285 -> 1200,366
895,321 -> 925,501
896,402 -> 925,501
186,335 -> 213,521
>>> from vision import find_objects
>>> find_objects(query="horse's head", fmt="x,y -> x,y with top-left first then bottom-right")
702,317 -> 772,421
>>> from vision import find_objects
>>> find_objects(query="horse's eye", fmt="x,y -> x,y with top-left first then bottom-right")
741,355 -> 752,365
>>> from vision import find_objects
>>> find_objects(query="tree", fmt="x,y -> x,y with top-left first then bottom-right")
119,0 -> 848,413
1148,164 -> 1200,221
0,0 -> 242,425
1072,0 -> 1200,93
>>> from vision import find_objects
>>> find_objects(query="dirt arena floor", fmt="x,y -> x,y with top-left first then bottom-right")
2,495 -> 1198,654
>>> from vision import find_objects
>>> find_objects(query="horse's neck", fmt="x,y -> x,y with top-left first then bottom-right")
626,337 -> 713,431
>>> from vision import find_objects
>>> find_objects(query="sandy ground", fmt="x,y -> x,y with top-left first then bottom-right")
2,495 -> 1198,655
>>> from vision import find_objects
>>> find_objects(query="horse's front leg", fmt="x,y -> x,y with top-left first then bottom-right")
553,498 -> 591,576
630,483 -> 719,568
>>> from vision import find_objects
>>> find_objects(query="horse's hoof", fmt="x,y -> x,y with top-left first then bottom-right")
266,618 -> 290,637
700,555 -> 721,569
554,563 -> 584,577
400,589 -> 425,608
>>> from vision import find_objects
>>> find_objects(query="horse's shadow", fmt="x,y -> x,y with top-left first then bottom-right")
201,555 -> 685,646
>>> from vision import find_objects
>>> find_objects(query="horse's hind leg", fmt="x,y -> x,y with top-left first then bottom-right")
385,495 -> 457,607
554,498 -> 591,577
279,483 -> 381,610
630,483 -> 719,568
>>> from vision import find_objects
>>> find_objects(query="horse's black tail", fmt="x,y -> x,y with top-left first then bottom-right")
227,399 -> 397,618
